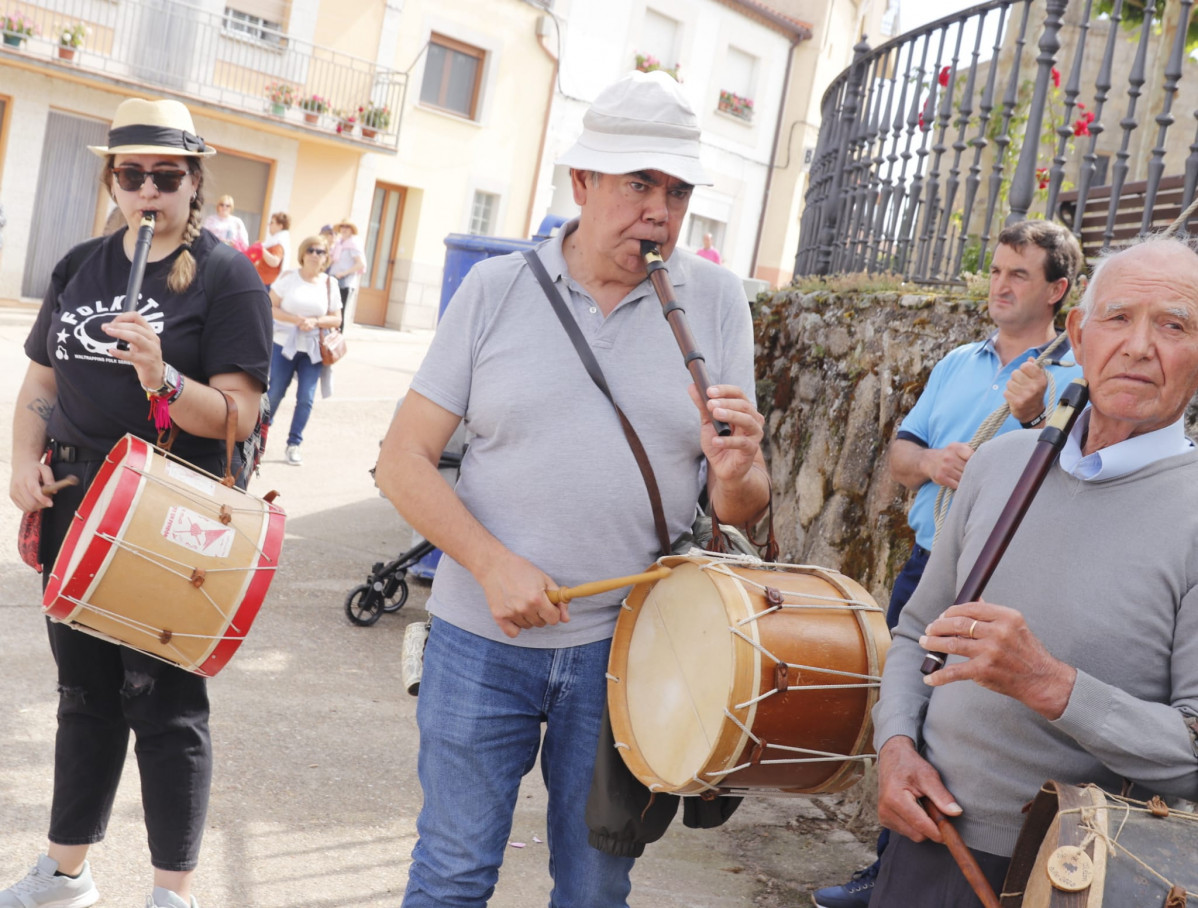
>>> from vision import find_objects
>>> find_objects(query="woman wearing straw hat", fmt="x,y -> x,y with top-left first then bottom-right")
6,97 -> 271,908
328,219 -> 366,329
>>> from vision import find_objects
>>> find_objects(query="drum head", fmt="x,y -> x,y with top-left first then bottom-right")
616,560 -> 755,791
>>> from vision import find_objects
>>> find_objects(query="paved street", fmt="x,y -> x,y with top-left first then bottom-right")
0,304 -> 872,907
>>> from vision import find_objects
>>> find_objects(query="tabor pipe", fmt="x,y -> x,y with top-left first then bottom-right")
924,800 -> 1002,908
546,566 -> 672,605
40,476 -> 80,496
920,379 -> 1089,675
117,211 -> 157,352
640,241 -> 732,437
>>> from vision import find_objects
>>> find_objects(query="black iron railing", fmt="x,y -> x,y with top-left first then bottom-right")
795,0 -> 1198,282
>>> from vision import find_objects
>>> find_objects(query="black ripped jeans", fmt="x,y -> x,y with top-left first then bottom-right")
40,452 -> 213,871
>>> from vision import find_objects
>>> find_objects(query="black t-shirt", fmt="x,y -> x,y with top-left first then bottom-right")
26,228 -> 272,464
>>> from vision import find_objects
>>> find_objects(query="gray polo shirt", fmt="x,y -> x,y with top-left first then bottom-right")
410,222 -> 756,647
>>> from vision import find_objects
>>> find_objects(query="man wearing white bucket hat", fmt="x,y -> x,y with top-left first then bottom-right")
376,70 -> 769,905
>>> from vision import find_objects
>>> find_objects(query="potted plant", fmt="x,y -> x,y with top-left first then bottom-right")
298,93 -> 328,124
718,89 -> 753,122
634,52 -> 681,82
2,11 -> 39,48
57,21 -> 87,60
265,81 -> 295,116
358,102 -> 390,138
332,108 -> 356,136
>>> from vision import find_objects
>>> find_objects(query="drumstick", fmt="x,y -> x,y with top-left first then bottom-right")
924,800 -> 1002,908
546,566 -> 672,605
41,476 -> 80,496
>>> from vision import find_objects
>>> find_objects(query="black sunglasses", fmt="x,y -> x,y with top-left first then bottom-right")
305,246 -> 327,256
111,167 -> 188,193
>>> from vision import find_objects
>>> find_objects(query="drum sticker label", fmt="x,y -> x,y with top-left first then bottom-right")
165,461 -> 218,496
161,506 -> 234,558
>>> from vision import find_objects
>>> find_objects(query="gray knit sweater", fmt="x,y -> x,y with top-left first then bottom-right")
873,429 -> 1198,857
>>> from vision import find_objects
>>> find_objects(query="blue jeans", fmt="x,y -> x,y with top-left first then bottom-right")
267,343 -> 321,447
403,619 -> 635,908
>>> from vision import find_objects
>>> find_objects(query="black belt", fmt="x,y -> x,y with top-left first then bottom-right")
50,440 -> 110,463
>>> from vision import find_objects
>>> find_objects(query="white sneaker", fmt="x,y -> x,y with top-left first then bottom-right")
146,886 -> 198,908
285,445 -> 302,466
0,855 -> 99,908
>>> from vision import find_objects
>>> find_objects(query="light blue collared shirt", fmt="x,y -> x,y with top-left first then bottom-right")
1059,408 -> 1194,480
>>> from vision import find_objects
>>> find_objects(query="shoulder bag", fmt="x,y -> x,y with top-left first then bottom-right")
320,276 -> 347,365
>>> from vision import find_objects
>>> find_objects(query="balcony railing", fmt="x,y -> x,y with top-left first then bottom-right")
1,0 -> 405,149
795,0 -> 1198,282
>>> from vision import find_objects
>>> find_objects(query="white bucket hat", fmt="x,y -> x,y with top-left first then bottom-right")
557,70 -> 710,185
88,98 -> 216,158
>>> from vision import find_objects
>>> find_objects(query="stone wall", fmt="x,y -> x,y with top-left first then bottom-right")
754,285 -> 1198,608
754,287 -> 997,607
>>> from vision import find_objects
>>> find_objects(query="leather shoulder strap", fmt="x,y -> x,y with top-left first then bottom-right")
523,250 -> 672,557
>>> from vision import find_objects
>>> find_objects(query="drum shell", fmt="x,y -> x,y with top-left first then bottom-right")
1002,780 -> 1198,907
43,435 -> 285,676
608,555 -> 889,796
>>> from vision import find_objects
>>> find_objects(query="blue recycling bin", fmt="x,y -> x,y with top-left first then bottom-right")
439,215 -> 568,320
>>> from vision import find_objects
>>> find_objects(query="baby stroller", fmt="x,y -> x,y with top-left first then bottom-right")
345,419 -> 466,627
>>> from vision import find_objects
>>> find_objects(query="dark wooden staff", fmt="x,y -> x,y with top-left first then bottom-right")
924,801 -> 1002,908
920,377 -> 1089,674
640,241 -> 731,436
116,211 -> 156,352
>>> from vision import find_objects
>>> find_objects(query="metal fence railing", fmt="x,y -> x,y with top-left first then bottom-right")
795,0 -> 1198,282
2,0 -> 406,149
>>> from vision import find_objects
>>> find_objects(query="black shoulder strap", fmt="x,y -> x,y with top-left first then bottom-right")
522,250 -> 672,557
63,236 -> 106,283
201,240 -> 241,296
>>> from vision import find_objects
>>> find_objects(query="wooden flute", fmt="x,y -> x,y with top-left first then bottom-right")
117,211 -> 156,352
920,378 -> 1089,675
640,240 -> 732,437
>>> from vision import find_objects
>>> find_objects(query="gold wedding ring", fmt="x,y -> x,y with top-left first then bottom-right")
968,619 -> 978,640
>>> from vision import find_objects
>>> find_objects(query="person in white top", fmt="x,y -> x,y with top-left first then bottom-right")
265,235 -> 341,465
328,219 -> 366,329
201,194 -> 248,250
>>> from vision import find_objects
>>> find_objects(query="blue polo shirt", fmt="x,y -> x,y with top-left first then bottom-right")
896,334 -> 1083,549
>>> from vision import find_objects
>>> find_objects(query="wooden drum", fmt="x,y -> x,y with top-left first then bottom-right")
1002,781 -> 1198,907
608,554 -> 889,796
43,435 -> 286,677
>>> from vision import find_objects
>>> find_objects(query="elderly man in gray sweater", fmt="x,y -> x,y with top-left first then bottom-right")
869,237 -> 1198,907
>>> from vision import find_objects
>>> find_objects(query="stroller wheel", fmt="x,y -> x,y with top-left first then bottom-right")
381,578 -> 410,613
345,585 -> 384,627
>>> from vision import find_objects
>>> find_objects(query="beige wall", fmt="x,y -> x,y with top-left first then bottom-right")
366,0 -> 553,330
755,0 -> 889,288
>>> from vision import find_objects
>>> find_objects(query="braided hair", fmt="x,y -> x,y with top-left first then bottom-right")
103,155 -> 208,294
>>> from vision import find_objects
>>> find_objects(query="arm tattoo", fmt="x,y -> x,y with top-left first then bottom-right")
27,396 -> 55,423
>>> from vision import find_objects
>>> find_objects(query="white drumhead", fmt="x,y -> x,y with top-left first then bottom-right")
623,561 -> 740,789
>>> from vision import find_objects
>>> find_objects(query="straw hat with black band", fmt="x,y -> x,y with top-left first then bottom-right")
89,98 -> 216,159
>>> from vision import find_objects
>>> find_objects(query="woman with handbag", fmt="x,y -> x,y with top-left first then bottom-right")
265,234 -> 341,466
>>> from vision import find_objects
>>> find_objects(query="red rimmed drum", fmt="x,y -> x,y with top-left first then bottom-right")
608,554 -> 889,796
43,434 -> 286,677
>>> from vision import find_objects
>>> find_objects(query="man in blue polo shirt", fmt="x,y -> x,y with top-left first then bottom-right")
813,218 -> 1083,908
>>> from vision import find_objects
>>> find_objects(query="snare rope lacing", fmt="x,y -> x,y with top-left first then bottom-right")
609,558 -> 884,792
1000,785 -> 1198,901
